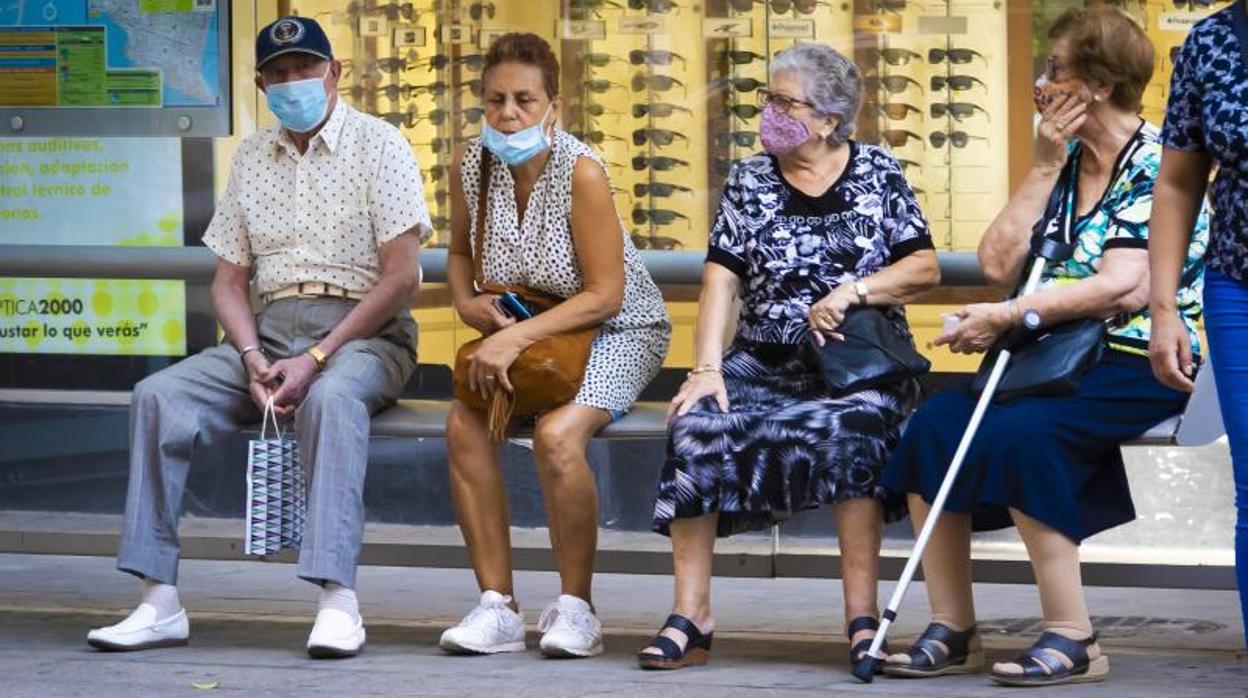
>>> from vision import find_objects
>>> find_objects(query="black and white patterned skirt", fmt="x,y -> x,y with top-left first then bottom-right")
651,340 -> 917,537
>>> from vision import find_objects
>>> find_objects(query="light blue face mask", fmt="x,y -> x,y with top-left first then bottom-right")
480,104 -> 554,166
265,65 -> 331,133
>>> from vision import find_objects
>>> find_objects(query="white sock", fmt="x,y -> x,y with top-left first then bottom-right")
318,583 -> 360,622
140,578 -> 181,620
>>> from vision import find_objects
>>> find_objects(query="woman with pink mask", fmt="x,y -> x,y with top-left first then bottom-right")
880,7 -> 1209,687
639,43 -> 940,672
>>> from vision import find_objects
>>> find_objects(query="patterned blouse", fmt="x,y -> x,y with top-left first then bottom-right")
1038,122 -> 1209,357
708,142 -> 933,345
1162,4 -> 1248,284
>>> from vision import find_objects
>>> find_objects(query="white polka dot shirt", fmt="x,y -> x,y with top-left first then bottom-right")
203,100 -> 432,295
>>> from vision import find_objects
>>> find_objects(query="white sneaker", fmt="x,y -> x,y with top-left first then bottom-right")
307,608 -> 366,659
538,594 -> 603,658
87,603 -> 189,652
439,590 -> 527,655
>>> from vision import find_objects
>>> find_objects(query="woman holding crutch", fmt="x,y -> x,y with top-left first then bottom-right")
879,7 -> 1209,687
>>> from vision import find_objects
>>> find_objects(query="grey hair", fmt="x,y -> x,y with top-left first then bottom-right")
769,43 -> 861,146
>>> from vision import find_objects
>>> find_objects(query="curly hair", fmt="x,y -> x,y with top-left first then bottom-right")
769,43 -> 862,146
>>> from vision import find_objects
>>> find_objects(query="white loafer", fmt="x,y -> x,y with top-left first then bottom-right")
87,603 -> 189,652
307,608 -> 365,659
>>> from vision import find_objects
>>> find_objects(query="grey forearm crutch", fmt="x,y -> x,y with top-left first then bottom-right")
852,253 -> 1050,683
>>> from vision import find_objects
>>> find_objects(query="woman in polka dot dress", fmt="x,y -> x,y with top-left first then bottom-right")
438,33 -> 670,659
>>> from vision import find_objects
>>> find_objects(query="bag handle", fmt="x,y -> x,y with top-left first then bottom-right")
472,147 -> 492,291
260,396 -> 283,441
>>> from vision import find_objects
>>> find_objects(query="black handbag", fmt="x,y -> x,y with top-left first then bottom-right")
811,307 -> 931,397
970,137 -> 1141,403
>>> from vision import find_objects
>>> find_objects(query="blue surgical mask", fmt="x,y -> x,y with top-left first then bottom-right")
265,65 -> 331,133
480,104 -> 554,166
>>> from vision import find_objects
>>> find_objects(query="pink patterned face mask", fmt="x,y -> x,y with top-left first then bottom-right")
759,101 -> 813,154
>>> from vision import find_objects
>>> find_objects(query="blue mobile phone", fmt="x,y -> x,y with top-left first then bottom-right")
496,292 -> 534,320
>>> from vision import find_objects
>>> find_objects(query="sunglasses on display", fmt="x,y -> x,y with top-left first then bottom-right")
729,0 -> 827,14
629,49 -> 687,67
634,182 -> 694,197
713,50 -> 768,65
569,130 -> 626,144
880,129 -> 924,148
716,131 -> 759,148
629,0 -> 682,11
380,110 -> 418,128
1173,0 -> 1231,8
866,75 -> 924,94
931,74 -> 988,92
929,130 -> 988,148
415,80 -> 483,97
426,54 -> 486,71
633,155 -> 690,171
725,77 -> 766,93
724,103 -> 763,120
467,2 -> 495,20
585,79 -> 627,93
632,74 -> 686,92
431,214 -> 450,229
570,103 -> 620,119
432,188 -> 449,206
630,232 -> 685,250
342,84 -> 412,101
864,101 -> 922,119
868,0 -> 908,11
409,137 -> 467,152
930,102 -> 989,121
417,107 -> 485,125
425,165 -> 449,182
632,207 -> 691,226
633,128 -> 689,146
375,2 -> 415,21
633,102 -> 693,118
897,158 -> 921,171
928,47 -> 987,65
570,0 -> 625,14
584,53 -> 625,67
367,57 -> 417,73
868,48 -> 923,66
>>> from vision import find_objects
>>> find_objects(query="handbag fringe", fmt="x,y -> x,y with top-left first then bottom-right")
487,388 -> 515,443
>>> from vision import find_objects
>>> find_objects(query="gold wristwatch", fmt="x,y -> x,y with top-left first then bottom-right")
306,345 -> 328,372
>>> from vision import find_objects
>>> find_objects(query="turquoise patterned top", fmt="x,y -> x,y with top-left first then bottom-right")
1037,121 -> 1209,357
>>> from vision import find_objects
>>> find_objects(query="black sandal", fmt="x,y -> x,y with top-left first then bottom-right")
883,622 -> 983,678
990,631 -> 1109,687
847,616 -> 888,675
637,614 -> 713,670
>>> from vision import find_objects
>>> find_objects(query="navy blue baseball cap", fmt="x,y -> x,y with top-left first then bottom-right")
256,16 -> 333,69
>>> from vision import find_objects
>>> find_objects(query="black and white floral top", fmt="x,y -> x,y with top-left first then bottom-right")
708,142 -> 933,345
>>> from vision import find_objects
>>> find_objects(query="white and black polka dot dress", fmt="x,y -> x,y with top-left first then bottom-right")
463,130 -> 672,413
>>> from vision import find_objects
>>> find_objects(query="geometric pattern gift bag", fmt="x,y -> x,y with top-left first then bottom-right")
244,397 -> 306,556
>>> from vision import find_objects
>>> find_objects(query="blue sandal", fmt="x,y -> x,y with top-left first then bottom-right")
637,614 -> 713,670
990,631 -> 1109,687
883,622 -> 983,678
847,616 -> 888,675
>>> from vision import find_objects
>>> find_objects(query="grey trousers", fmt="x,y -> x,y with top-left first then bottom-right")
116,298 -> 417,588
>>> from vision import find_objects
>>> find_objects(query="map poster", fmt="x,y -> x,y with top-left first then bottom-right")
0,136 -> 186,356
0,1 -> 221,108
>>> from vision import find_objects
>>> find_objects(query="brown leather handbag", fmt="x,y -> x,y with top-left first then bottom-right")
451,150 -> 600,441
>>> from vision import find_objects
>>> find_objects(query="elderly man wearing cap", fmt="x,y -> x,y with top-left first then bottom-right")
86,16 -> 431,659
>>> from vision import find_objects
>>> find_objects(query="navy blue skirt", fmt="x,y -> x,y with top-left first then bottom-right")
880,350 -> 1188,543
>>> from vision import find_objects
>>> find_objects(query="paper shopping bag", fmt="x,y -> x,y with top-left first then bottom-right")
244,398 -> 306,556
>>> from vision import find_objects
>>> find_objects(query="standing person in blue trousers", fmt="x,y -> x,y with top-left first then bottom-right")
1148,1 -> 1248,649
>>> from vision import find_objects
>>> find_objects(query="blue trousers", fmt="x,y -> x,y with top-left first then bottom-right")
1203,268 -> 1248,647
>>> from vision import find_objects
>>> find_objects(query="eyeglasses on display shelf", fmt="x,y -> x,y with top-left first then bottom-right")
633,103 -> 694,119
929,131 -> 988,149
930,102 -> 989,122
631,207 -> 692,227
864,102 -> 922,120
630,232 -> 685,250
